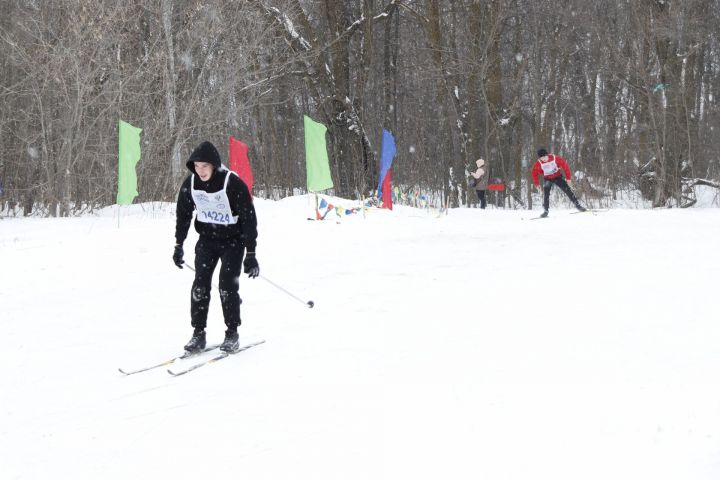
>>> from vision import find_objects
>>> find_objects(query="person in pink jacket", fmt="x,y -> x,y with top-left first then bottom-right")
531,148 -> 586,217
470,158 -> 488,209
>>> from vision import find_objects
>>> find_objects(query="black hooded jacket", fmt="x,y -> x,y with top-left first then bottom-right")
175,141 -> 257,252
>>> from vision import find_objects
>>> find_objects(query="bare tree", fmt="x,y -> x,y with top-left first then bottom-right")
1,0 -> 719,215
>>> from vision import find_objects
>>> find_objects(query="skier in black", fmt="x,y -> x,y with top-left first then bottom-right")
173,141 -> 259,353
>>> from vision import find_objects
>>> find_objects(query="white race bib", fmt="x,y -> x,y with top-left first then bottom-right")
191,172 -> 239,225
539,155 -> 559,175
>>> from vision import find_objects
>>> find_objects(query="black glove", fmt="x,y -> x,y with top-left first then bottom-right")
173,244 -> 184,268
243,252 -> 259,278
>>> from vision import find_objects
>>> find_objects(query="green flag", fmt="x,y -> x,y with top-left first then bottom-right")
117,120 -> 142,205
304,115 -> 333,192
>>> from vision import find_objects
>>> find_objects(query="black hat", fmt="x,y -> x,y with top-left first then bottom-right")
537,148 -> 548,158
186,141 -> 222,173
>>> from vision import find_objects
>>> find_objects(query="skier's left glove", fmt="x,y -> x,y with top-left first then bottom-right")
243,252 -> 259,278
173,244 -> 184,268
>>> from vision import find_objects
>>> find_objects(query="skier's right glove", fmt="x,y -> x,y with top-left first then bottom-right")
173,244 -> 184,268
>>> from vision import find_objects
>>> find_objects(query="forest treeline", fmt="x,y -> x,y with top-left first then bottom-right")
1,0 -> 719,216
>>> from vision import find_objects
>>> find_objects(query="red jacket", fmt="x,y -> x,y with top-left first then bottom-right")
531,153 -> 572,186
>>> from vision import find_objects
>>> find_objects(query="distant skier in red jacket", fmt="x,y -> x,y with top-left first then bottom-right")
531,148 -> 586,217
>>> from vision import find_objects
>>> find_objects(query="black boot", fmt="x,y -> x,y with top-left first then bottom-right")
220,330 -> 239,352
184,330 -> 206,353
576,205 -> 587,212
540,210 -> 549,218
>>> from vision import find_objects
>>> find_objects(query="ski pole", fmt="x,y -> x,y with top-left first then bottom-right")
259,275 -> 315,308
185,264 -> 314,309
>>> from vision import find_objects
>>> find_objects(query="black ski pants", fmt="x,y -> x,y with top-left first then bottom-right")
475,190 -> 487,209
543,176 -> 581,211
190,236 -> 244,331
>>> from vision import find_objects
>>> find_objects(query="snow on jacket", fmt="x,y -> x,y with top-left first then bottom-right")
531,153 -> 572,186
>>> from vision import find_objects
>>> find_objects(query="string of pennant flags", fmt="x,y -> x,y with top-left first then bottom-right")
312,190 -> 447,220
315,197 -> 365,220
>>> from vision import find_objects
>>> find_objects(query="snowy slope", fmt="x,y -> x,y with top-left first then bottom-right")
1,198 -> 719,480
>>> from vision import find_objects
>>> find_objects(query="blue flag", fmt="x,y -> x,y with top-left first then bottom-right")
376,129 -> 396,198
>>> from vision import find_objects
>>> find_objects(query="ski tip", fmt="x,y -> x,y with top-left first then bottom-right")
118,368 -> 129,375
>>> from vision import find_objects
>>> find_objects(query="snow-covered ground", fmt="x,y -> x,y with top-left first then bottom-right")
1,197 -> 719,479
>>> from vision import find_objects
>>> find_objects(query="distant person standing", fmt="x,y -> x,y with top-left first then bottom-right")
470,158 -> 488,209
173,141 -> 259,353
531,148 -> 586,217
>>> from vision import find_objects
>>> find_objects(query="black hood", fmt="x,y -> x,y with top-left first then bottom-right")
186,141 -> 222,174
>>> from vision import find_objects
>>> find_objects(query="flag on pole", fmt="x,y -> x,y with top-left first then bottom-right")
304,115 -> 333,192
117,120 -> 142,205
229,136 -> 254,197
381,170 -> 393,210
376,129 -> 396,209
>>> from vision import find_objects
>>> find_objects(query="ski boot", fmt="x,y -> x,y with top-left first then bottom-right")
576,205 -> 587,212
184,330 -> 207,353
539,210 -> 549,218
220,330 -> 240,352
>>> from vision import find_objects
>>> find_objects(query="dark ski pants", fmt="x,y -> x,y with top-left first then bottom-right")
190,237 -> 244,331
475,190 -> 487,209
543,177 -> 581,211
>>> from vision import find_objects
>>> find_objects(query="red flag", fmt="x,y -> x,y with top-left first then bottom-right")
229,136 -> 254,197
381,170 -> 393,210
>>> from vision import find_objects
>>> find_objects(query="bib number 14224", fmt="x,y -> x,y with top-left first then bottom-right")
201,210 -> 231,223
